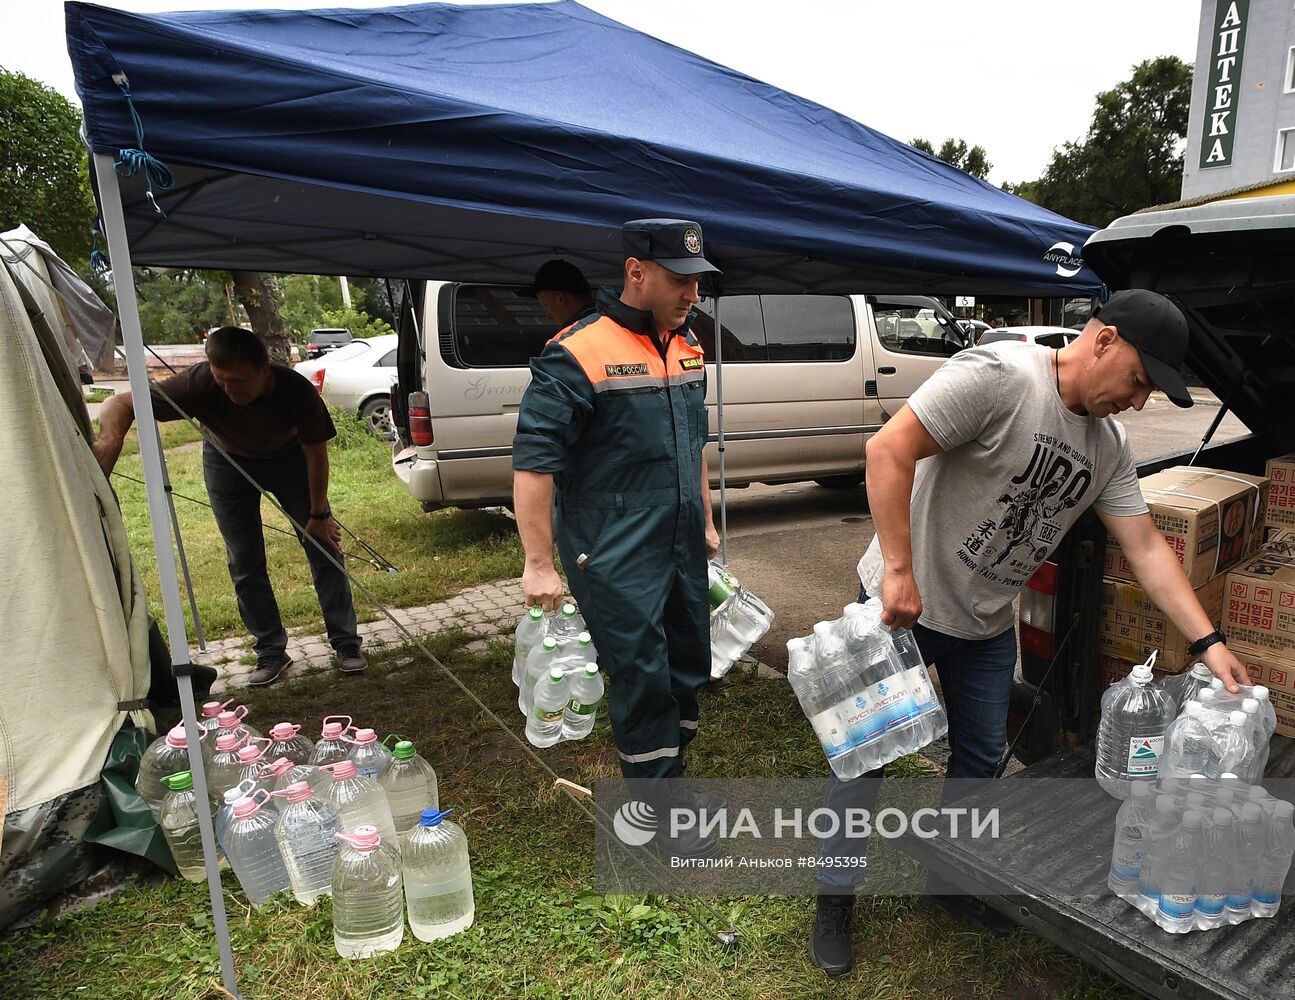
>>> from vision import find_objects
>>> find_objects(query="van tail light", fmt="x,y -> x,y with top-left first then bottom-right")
408,390 -> 433,446
310,368 -> 325,393
1019,560 -> 1058,660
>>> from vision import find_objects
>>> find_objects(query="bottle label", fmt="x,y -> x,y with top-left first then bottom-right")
807,707 -> 854,760
903,666 -> 941,717
1224,892 -> 1251,911
1253,887 -> 1281,905
566,699 -> 598,716
533,705 -> 564,725
1196,892 -> 1226,917
837,676 -> 920,747
1125,735 -> 1164,777
1157,891 -> 1197,918
1109,847 -> 1141,883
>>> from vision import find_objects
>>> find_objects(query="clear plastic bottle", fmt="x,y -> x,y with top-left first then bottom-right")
272,780 -> 342,905
727,587 -> 774,645
232,739 -> 274,791
223,789 -> 292,907
513,606 -> 547,687
1137,794 -> 1179,916
839,612 -> 920,765
1167,662 -> 1214,711
266,722 -> 316,765
379,738 -> 440,835
1196,807 -> 1237,930
137,724 -> 204,821
1094,656 -> 1176,799
812,620 -> 882,772
213,706 -> 262,744
207,731 -> 253,809
575,629 -> 599,668
257,755 -> 332,798
1108,781 -> 1152,901
562,663 -> 605,741
1227,802 -> 1267,924
788,633 -> 864,780
1240,699 -> 1270,780
1207,678 -> 1278,738
526,666 -> 569,748
882,618 -> 947,751
216,778 -> 262,853
548,601 -> 584,646
1252,800 -> 1295,918
1161,702 -> 1212,778
709,603 -> 746,679
310,715 -> 355,767
332,825 -> 405,959
158,771 -> 207,882
1208,711 -> 1256,781
321,759 -> 398,845
1156,810 -> 1205,933
344,727 -> 394,780
403,807 -> 474,941
197,698 -> 234,765
521,636 -> 559,715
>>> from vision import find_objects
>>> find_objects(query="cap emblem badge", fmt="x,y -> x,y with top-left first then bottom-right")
683,228 -> 701,254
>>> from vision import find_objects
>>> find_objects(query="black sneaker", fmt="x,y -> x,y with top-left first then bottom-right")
248,654 -> 291,687
809,893 -> 855,978
336,643 -> 367,674
924,894 -> 1016,936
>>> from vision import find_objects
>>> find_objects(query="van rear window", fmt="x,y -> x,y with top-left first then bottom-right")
448,285 -> 558,368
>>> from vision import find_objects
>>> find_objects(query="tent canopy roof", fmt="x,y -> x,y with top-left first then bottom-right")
67,1 -> 1100,295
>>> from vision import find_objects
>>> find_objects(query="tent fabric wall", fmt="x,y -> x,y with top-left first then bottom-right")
0,230 -> 152,817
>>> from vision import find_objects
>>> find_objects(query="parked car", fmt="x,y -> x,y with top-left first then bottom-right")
305,327 -> 353,360
294,334 -> 397,438
388,284 -> 971,510
976,324 -> 1079,349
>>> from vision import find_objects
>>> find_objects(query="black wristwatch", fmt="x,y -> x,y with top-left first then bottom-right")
308,509 -> 332,521
1187,628 -> 1226,657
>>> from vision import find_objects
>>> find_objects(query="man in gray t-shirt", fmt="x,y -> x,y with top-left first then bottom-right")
808,290 -> 1250,978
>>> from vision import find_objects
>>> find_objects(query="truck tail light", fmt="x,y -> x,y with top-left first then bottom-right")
408,390 -> 433,446
310,368 -> 325,393
1020,560 -> 1058,660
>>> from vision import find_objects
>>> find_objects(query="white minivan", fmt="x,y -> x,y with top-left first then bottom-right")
391,282 -> 970,510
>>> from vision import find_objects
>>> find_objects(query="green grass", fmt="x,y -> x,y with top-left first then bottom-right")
84,386 -> 115,404
102,410 -> 524,643
0,639 -> 1136,1000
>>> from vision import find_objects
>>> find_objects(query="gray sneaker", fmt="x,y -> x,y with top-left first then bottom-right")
336,644 -> 367,674
248,654 -> 292,687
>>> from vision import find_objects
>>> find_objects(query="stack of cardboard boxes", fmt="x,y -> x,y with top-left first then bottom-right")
1098,466 -> 1270,707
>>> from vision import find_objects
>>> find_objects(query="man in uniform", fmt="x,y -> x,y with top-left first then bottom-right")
512,219 -> 721,851
524,258 -> 596,328
93,326 -> 366,686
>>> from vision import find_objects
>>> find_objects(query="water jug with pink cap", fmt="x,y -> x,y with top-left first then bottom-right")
266,722 -> 316,765
207,730 -> 255,807
272,780 -> 341,905
309,715 -> 354,767
214,704 -> 263,744
332,825 -> 404,958
137,724 -> 204,821
257,755 -> 331,798
197,698 -> 235,763
320,760 -> 397,845
233,737 -> 277,789
344,727 -> 393,780
223,788 -> 291,906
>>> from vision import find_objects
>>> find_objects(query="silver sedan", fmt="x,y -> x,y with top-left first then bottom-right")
294,334 -> 398,438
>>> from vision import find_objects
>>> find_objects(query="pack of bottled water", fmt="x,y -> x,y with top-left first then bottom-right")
512,602 -> 607,747
708,561 -> 774,680
1108,774 -> 1295,931
788,600 -> 948,780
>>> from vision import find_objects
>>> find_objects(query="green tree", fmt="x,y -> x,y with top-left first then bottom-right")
1005,56 -> 1193,227
910,136 -> 993,180
0,70 -> 96,264
132,268 -> 232,344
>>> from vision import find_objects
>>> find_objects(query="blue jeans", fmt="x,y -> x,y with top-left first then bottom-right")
816,587 -> 1017,890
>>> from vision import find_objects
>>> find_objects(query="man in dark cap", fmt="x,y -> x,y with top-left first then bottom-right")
524,259 -> 595,328
512,219 -> 721,856
808,289 -> 1249,976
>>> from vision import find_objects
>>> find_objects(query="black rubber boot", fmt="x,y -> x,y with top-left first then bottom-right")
641,776 -> 723,862
809,893 -> 855,977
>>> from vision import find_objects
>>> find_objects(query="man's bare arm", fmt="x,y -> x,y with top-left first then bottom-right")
91,391 -> 137,475
514,469 -> 564,610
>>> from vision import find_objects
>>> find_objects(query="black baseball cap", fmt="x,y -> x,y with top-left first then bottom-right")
1095,289 -> 1193,408
523,259 -> 591,297
622,218 -> 721,276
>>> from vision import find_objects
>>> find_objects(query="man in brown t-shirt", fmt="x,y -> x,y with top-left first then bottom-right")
94,327 -> 365,685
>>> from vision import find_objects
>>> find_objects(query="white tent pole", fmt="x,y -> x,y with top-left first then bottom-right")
155,423 -> 208,652
713,294 -> 728,564
93,154 -> 239,998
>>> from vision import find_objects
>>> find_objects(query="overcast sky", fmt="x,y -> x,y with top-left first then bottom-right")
3,0 -> 1201,185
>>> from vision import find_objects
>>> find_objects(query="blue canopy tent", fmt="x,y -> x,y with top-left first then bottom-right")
65,3 -> 1100,994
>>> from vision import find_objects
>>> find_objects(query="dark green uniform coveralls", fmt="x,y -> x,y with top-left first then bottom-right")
512,290 -> 710,779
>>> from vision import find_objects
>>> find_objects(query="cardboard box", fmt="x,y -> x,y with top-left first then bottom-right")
1266,453 -> 1295,529
1105,466 -> 1269,588
1224,640 -> 1295,739
1265,526 -> 1295,553
1098,574 -> 1226,672
1224,548 -> 1295,657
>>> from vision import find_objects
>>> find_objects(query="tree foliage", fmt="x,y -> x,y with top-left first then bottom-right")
910,136 -> 992,180
130,269 -> 232,345
0,70 -> 97,264
1004,56 -> 1192,228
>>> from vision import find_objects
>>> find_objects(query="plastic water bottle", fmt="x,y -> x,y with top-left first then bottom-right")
207,731 -> 252,808
1207,678 -> 1278,738
526,666 -> 569,747
257,755 -> 332,799
727,587 -> 774,644
320,760 -> 397,845
266,722 -> 315,765
1227,802 -> 1267,924
158,771 -> 207,882
839,613 -> 920,762
233,739 -> 275,790
575,629 -> 599,667
521,636 -> 559,714
513,606 -> 547,687
562,663 -> 605,741
883,621 -> 947,750
137,724 -> 204,821
223,789 -> 291,907
310,716 -> 355,767
1196,807 -> 1237,930
1162,702 -> 1212,778
709,604 -> 747,679
404,807 -> 474,941
1137,794 -> 1179,916
566,632 -> 597,675
1094,656 -> 1176,799
197,698 -> 234,765
811,621 -> 881,772
214,706 -> 262,744
549,602 -> 584,646
332,826 -> 404,959
1108,781 -> 1152,901
1208,711 -> 1256,781
788,634 -> 865,780
345,727 -> 393,780
1253,800 -> 1295,918
1239,699 -> 1270,779
380,738 -> 440,835
216,778 -> 262,853
272,780 -> 342,905
1156,810 -> 1205,933
1166,663 -> 1214,710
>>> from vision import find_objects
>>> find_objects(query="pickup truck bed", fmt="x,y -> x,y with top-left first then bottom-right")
904,738 -> 1294,1000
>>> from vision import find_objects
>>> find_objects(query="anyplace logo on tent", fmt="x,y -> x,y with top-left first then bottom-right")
1044,241 -> 1085,278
